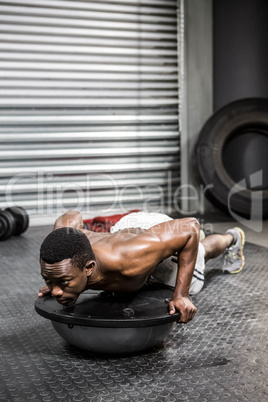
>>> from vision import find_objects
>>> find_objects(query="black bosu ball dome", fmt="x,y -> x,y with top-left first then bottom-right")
35,284 -> 180,355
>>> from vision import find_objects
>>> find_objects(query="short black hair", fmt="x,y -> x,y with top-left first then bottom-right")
40,227 -> 95,270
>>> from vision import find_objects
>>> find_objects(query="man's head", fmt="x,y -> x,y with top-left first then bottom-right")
40,227 -> 95,306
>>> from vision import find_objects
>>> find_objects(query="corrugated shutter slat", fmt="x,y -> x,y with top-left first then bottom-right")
0,0 -> 179,224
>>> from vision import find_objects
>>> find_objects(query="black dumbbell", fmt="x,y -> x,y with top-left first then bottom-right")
0,206 -> 29,241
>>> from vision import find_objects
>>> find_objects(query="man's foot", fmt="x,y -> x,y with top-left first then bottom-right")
222,227 -> 245,274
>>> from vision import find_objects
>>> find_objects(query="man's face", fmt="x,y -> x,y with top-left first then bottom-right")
40,258 -> 89,306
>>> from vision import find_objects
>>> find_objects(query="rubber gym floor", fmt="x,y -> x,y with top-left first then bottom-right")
0,225 -> 267,402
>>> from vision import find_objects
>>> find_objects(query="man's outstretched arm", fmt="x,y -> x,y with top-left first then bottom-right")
150,217 -> 199,323
168,219 -> 199,323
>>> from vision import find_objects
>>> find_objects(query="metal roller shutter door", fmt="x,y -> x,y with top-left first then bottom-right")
0,0 -> 181,225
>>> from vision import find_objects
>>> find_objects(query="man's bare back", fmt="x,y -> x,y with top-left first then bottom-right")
83,230 -> 154,292
39,210 -> 199,323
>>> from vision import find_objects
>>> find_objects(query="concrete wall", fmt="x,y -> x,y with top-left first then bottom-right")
180,0 -> 213,214
213,0 -> 268,111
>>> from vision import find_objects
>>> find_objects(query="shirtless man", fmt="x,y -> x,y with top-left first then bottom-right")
38,210 -> 245,324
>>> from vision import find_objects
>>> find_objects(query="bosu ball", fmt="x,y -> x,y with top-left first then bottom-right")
35,284 -> 180,355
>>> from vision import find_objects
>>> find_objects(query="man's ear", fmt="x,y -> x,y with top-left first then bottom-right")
85,260 -> 95,276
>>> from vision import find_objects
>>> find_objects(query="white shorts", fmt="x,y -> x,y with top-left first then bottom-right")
110,212 -> 205,295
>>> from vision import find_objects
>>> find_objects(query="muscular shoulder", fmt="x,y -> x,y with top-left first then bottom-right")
89,230 -> 160,276
111,231 -> 164,276
113,218 -> 199,275
91,218 -> 199,277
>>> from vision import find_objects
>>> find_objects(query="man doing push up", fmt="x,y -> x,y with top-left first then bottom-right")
38,211 -> 245,324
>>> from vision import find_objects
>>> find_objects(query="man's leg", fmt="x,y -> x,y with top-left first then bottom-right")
201,228 -> 245,274
202,233 -> 233,262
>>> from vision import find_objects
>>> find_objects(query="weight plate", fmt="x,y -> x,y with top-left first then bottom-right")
0,210 -> 14,241
5,206 -> 29,236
